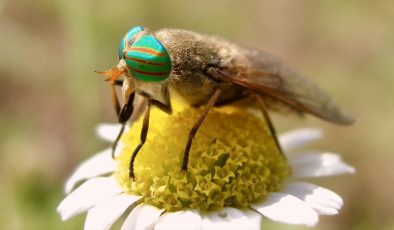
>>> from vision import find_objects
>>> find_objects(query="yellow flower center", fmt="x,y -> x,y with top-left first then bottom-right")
115,104 -> 291,211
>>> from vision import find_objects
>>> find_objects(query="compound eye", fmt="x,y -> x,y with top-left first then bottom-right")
118,26 -> 145,60
124,34 -> 172,82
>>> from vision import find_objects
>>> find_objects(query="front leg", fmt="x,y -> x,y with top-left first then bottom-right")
255,93 -> 285,157
111,78 -> 135,159
129,100 -> 152,180
111,91 -> 135,158
181,88 -> 222,172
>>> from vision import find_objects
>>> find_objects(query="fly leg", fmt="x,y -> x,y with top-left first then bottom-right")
181,88 -> 222,173
255,94 -> 285,157
111,83 -> 121,117
129,100 -> 151,180
111,82 -> 135,159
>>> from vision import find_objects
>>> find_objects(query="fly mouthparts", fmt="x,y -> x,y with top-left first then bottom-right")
95,68 -> 124,82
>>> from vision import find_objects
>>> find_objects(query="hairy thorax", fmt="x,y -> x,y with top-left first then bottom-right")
155,29 -> 247,106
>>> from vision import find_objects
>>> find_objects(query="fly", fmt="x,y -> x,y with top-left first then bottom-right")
96,26 -> 355,180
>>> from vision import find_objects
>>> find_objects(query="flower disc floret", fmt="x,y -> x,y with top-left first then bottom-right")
116,105 -> 291,211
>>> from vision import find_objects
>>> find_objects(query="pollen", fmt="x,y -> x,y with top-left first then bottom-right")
115,104 -> 291,211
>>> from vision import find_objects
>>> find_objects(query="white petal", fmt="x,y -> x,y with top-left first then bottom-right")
251,192 -> 318,227
121,204 -> 164,230
202,208 -> 261,230
57,177 -> 122,221
96,123 -> 122,142
155,210 -> 202,230
283,182 -> 343,215
243,210 -> 263,227
279,128 -> 322,152
65,148 -> 116,194
290,152 -> 356,178
85,193 -> 142,230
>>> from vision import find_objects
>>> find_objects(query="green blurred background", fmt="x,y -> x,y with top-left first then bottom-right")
0,0 -> 393,229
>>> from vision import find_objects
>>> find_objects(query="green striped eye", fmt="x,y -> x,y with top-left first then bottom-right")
118,26 -> 145,60
124,34 -> 172,82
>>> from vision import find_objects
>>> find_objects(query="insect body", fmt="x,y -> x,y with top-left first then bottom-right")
97,26 -> 354,179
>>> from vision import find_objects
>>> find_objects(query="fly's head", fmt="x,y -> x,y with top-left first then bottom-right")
96,26 -> 173,106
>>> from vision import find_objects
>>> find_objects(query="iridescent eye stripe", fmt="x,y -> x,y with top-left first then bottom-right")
129,67 -> 170,77
128,47 -> 165,57
118,26 -> 145,60
124,34 -> 172,82
125,57 -> 166,66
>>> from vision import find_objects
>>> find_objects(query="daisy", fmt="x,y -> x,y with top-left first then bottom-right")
57,106 -> 355,230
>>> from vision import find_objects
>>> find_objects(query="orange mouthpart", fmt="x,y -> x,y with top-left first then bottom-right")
95,68 -> 124,82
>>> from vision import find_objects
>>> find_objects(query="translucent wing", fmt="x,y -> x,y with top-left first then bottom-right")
220,50 -> 355,125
